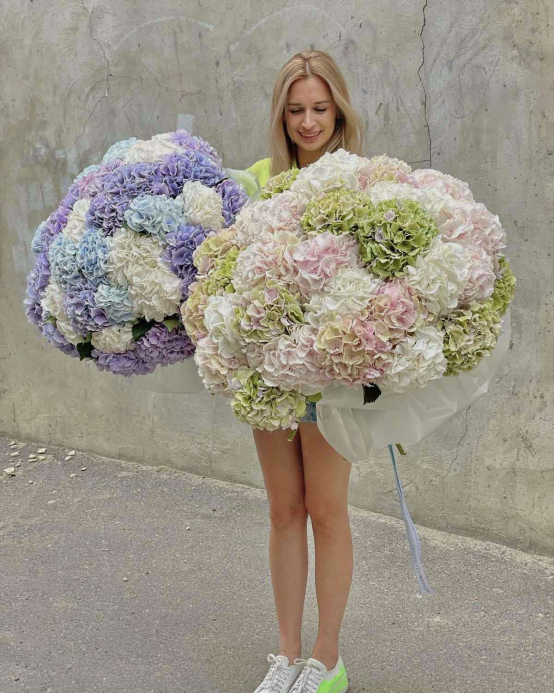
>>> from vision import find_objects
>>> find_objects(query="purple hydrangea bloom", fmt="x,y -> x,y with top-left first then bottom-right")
41,322 -> 80,357
171,130 -> 223,167
163,223 -> 208,293
24,282 -> 44,325
77,159 -> 122,200
216,178 -> 249,226
135,324 -> 195,366
64,279 -> 109,333
92,348 -> 155,376
157,150 -> 226,197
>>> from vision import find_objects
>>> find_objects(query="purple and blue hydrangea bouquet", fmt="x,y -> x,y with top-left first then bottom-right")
24,130 -> 249,376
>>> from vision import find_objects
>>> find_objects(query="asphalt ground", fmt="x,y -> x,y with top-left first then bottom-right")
1,434 -> 553,693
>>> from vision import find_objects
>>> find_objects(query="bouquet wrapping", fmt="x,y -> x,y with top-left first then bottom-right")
24,130 -> 249,377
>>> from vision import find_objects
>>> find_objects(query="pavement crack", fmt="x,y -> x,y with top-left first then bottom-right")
70,1 -> 112,150
417,0 -> 431,168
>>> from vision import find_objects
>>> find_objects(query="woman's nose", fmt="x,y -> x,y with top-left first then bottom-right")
302,111 -> 314,128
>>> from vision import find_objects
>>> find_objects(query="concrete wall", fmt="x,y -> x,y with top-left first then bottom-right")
1,0 -> 553,555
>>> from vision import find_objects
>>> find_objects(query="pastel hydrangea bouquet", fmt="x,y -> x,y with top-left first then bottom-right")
24,131 -> 248,376
184,149 -> 515,431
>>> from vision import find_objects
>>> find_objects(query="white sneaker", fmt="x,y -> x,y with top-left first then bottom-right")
253,653 -> 306,693
288,655 -> 349,693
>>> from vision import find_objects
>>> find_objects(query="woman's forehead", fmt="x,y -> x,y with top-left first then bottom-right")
287,76 -> 333,105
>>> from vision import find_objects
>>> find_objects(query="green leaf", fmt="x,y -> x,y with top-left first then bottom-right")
162,316 -> 180,332
76,340 -> 94,361
363,384 -> 382,404
132,318 -> 156,341
306,392 -> 323,403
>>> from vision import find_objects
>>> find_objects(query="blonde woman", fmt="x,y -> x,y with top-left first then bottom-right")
245,50 -> 364,693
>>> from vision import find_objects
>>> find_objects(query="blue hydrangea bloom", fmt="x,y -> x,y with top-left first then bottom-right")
73,163 -> 101,185
95,283 -> 136,324
48,234 -> 81,288
102,137 -> 138,164
124,194 -> 186,240
31,221 -> 47,256
77,229 -> 110,287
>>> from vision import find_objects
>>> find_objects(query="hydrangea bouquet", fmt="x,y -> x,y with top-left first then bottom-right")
24,131 -> 248,376
185,149 -> 515,431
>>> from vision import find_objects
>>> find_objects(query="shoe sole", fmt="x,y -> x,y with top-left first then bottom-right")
327,671 -> 348,693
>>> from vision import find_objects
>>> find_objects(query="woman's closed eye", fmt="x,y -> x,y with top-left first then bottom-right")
289,108 -> 328,114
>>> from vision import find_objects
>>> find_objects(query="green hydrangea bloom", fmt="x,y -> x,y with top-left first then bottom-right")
438,298 -> 502,376
260,169 -> 300,200
490,256 -> 516,316
181,281 -> 209,345
231,368 -> 307,430
300,189 -> 370,235
203,246 -> 239,296
356,199 -> 438,278
232,280 -> 304,343
193,228 -> 236,271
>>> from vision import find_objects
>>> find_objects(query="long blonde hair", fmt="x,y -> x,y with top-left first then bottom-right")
269,50 -> 363,177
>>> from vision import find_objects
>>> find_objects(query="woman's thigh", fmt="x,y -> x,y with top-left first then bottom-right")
298,423 -> 352,519
252,428 -> 307,523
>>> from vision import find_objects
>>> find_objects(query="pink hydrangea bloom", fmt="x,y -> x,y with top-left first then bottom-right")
437,198 -> 506,261
290,231 -> 360,297
370,281 -> 420,340
411,168 -> 474,201
459,245 -> 496,305
314,315 -> 393,385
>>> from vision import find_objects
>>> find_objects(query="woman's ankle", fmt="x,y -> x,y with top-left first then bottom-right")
280,646 -> 302,661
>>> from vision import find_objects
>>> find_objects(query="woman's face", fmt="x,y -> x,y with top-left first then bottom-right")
284,76 -> 338,165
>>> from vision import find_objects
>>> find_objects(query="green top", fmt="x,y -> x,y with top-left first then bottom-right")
246,157 -> 299,191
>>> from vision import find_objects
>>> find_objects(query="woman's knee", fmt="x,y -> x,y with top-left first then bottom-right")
268,499 -> 308,530
305,497 -> 349,532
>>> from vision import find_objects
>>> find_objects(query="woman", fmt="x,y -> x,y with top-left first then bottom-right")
245,50 -> 364,693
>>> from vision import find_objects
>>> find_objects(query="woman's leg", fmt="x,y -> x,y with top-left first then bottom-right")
299,422 -> 353,671
253,428 -> 309,661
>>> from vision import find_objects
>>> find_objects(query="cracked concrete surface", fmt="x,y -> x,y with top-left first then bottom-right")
417,0 -> 432,168
1,434 -> 554,692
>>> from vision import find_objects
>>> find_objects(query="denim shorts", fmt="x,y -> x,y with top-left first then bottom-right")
300,401 -> 317,423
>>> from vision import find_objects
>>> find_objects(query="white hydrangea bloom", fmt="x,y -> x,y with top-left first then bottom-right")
195,335 -> 244,394
105,228 -> 182,321
377,326 -> 447,393
305,267 -> 383,326
90,324 -> 135,353
203,294 -> 244,360
122,138 -> 184,163
403,237 -> 471,317
63,198 -> 90,243
248,333 -> 329,395
290,149 -> 365,211
178,180 -> 225,230
233,233 -> 301,291
234,191 -> 305,247
40,280 -> 86,345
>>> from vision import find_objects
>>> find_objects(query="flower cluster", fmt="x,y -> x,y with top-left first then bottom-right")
188,149 -> 515,430
24,130 -> 248,375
